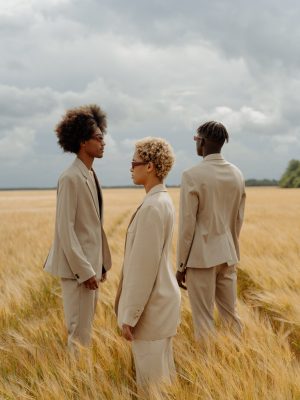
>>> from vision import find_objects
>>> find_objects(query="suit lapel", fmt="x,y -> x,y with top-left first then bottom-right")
73,158 -> 101,220
115,202 -> 143,315
127,203 -> 143,230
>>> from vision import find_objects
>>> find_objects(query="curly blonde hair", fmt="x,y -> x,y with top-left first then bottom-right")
135,137 -> 175,180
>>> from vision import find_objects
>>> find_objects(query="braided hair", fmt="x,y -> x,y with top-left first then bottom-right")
197,121 -> 229,145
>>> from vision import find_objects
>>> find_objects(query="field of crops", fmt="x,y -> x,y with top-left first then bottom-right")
0,187 -> 299,399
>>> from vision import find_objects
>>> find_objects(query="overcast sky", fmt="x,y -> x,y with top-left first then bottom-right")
1,0 -> 300,188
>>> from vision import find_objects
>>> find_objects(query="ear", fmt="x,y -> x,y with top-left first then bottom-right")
147,161 -> 155,173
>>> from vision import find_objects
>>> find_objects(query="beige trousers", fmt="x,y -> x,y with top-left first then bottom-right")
186,264 -> 242,340
132,337 -> 176,390
61,278 -> 99,349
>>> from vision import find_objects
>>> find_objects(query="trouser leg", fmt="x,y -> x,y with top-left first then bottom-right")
61,278 -> 99,349
132,337 -> 175,390
215,264 -> 242,334
186,267 -> 216,340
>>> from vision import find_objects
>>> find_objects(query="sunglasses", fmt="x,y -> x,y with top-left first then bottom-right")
131,161 -> 149,169
193,135 -> 204,142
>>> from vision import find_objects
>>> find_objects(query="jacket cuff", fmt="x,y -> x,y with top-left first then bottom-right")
177,262 -> 186,273
121,305 -> 143,327
74,269 -> 96,284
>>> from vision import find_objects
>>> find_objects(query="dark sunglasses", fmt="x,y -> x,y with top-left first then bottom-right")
131,161 -> 149,169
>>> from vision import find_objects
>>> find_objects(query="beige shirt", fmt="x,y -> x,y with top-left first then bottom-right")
177,153 -> 246,272
116,184 -> 181,341
44,158 -> 111,283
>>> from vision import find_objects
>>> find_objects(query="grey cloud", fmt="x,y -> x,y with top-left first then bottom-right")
0,0 -> 300,187
38,0 -> 300,72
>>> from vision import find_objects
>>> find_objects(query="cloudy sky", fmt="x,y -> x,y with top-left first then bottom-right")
1,0 -> 300,188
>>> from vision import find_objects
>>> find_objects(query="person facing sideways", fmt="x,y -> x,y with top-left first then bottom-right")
115,137 -> 181,394
176,121 -> 245,341
44,104 -> 112,351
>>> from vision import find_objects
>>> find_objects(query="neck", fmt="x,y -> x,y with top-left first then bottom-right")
203,149 -> 221,157
144,177 -> 162,193
77,152 -> 94,170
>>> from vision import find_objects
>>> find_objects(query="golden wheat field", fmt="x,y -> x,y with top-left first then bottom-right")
0,187 -> 300,400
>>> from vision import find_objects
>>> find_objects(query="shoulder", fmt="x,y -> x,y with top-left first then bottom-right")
58,163 -> 82,188
184,160 -> 207,175
227,162 -> 245,182
181,162 -> 206,185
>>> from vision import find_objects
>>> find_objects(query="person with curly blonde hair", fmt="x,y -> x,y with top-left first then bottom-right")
44,104 -> 112,351
115,137 -> 181,393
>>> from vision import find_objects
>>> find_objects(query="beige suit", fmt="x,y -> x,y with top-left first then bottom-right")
116,184 -> 181,387
44,157 -> 111,347
177,153 -> 245,338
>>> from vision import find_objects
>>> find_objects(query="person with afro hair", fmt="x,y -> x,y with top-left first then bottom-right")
44,104 -> 112,351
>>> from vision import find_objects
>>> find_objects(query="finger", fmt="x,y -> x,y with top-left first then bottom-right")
126,331 -> 133,341
179,283 -> 187,290
123,327 -> 133,341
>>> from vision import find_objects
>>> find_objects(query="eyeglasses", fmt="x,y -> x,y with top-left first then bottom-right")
91,134 -> 104,142
193,135 -> 204,142
131,161 -> 149,169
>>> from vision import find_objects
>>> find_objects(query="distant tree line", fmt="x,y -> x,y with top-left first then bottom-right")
245,179 -> 278,187
279,159 -> 300,188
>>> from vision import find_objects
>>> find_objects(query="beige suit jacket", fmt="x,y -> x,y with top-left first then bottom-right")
44,158 -> 112,284
116,184 -> 181,341
177,153 -> 245,272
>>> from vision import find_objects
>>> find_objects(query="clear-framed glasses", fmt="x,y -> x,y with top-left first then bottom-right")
91,134 -> 104,142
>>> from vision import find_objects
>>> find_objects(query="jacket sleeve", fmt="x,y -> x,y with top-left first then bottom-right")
120,206 -> 164,327
56,175 -> 95,283
177,171 -> 199,272
236,188 -> 246,238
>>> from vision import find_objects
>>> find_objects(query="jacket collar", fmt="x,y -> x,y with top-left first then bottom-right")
127,184 -> 166,230
203,153 -> 225,162
73,157 -> 101,220
145,183 -> 167,198
73,157 -> 90,178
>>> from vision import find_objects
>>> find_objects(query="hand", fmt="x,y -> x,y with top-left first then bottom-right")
83,275 -> 98,290
100,272 -> 107,283
122,324 -> 134,341
176,270 -> 187,290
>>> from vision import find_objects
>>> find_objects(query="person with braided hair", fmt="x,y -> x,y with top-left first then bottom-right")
176,121 -> 245,340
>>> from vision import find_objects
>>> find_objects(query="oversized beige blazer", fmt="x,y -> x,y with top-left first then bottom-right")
177,153 -> 245,272
116,184 -> 181,341
44,158 -> 111,284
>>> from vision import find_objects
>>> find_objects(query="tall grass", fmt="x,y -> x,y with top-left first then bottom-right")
0,187 -> 299,399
